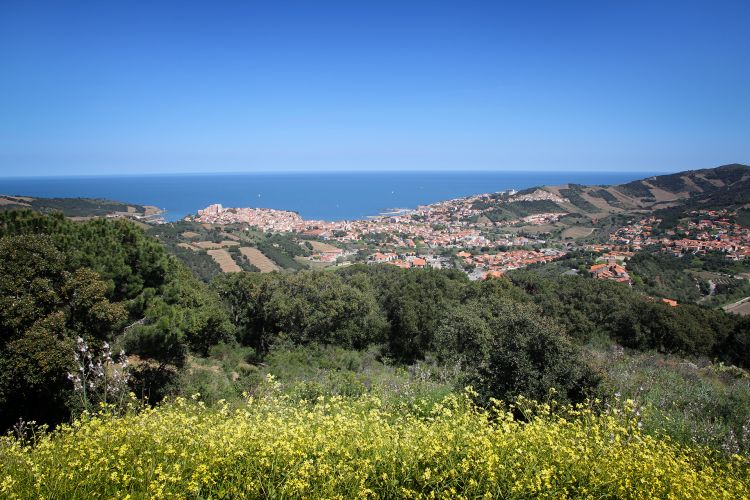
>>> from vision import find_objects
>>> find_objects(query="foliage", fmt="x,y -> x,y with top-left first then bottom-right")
628,251 -> 702,303
627,250 -> 750,303
647,172 -> 688,192
1,391 -> 748,499
67,336 -> 131,415
738,208 -> 750,228
212,271 -> 387,355
337,265 -> 474,362
0,196 -> 146,217
478,200 -> 565,222
0,234 -> 127,429
0,211 -> 235,427
589,188 -> 622,206
592,347 -> 750,454
435,295 -> 598,404
147,222 -> 223,281
212,266 -> 601,404
560,185 -> 598,213
0,210 -> 168,301
179,344 -> 455,407
256,242 -> 305,270
616,180 -> 653,198
509,271 -> 748,367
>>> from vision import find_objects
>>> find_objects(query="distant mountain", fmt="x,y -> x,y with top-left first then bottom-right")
0,194 -> 157,219
519,163 -> 750,216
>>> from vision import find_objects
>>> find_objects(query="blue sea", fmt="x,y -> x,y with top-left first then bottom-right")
0,171 -> 658,222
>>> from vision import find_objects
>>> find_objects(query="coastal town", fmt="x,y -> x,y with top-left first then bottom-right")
179,188 -> 750,284
186,191 -> 750,282
189,188 -> 571,279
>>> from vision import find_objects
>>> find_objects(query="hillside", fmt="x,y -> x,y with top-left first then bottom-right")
525,163 -> 750,217
0,194 -> 162,220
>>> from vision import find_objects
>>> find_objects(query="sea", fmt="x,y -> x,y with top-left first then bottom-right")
0,171 -> 659,222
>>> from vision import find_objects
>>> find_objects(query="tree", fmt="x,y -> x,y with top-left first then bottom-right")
0,235 -> 126,428
213,271 -> 388,356
435,294 -> 598,405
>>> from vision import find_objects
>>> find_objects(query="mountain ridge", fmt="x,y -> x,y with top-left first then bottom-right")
528,163 -> 750,216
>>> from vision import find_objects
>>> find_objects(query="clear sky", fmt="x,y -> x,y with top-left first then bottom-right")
1,1 -> 749,176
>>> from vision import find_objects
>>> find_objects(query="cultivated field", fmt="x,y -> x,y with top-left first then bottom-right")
207,249 -> 242,273
240,247 -> 279,272
307,240 -> 341,253
561,227 -> 595,239
516,224 -> 557,234
724,297 -> 750,316
692,271 -> 737,285
193,240 -> 240,250
0,195 -> 31,206
220,232 -> 241,241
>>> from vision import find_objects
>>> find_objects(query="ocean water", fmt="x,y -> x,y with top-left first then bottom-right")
0,171 -> 658,222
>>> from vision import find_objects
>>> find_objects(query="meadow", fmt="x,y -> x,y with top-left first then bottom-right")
2,384 -> 748,499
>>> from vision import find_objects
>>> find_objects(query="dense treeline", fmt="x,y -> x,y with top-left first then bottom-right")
210,264 -> 748,405
508,270 -> 750,368
212,266 -> 595,405
0,234 -> 127,426
626,249 -> 750,304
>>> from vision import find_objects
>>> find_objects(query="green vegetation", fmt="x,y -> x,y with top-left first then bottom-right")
148,222 -> 309,278
2,206 -> 750,496
589,188 -> 624,207
616,180 -> 653,198
647,172 -> 688,192
560,185 -> 598,213
0,195 -> 148,217
738,208 -> 750,228
628,251 -> 703,302
472,200 -> 565,222
257,234 -> 309,270
627,250 -> 750,304
0,210 -> 233,425
591,348 -> 750,454
4,388 -> 748,498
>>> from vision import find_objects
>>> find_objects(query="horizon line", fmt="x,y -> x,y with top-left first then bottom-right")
0,167 -> 680,179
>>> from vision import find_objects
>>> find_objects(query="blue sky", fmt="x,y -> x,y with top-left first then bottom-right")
1,1 -> 749,176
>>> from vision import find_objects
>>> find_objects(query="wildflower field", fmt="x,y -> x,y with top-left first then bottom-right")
1,390 -> 748,499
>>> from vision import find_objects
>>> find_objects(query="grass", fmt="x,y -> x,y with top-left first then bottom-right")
179,344 -> 455,408
560,226 -> 595,239
590,347 -> 750,455
4,344 -> 750,497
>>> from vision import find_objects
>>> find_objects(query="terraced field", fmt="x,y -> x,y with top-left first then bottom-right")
177,242 -> 200,251
240,247 -> 279,273
207,249 -> 242,273
193,240 -> 240,250
724,297 -> 750,316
